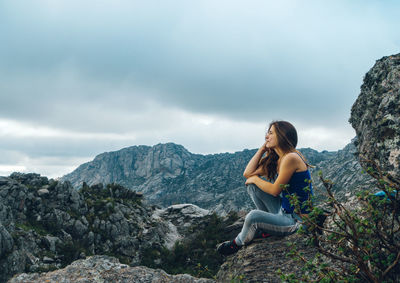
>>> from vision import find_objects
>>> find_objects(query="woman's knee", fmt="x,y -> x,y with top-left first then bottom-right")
248,183 -> 275,198
246,184 -> 258,195
244,210 -> 263,224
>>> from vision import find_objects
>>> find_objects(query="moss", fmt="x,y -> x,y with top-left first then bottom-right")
56,240 -> 93,267
48,180 -> 58,190
66,209 -> 80,219
15,222 -> 48,236
230,274 -> 245,283
36,264 -> 58,273
40,250 -> 56,258
117,255 -> 131,265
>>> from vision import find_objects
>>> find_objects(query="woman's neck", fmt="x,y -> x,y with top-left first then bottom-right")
275,148 -> 295,158
274,148 -> 286,158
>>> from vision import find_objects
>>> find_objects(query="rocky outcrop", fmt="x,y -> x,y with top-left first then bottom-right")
9,236 -> 315,283
216,234 -> 317,283
152,204 -> 211,249
62,142 -> 370,214
350,53 -> 400,183
9,255 -> 214,283
0,173 -> 219,283
7,213 -> 315,283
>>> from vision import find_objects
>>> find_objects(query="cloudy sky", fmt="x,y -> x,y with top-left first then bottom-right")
1,0 -> 399,178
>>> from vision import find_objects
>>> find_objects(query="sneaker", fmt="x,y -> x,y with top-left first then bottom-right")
254,230 -> 271,239
217,240 -> 241,256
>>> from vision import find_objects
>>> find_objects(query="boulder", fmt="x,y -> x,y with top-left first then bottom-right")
350,53 -> 400,183
37,189 -> 49,196
216,233 -> 317,283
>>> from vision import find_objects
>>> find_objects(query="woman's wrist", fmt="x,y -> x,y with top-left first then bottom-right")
258,147 -> 267,155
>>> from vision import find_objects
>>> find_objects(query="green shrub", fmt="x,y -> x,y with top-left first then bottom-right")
283,163 -> 400,283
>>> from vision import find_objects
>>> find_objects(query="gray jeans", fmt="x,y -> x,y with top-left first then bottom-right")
235,184 -> 301,246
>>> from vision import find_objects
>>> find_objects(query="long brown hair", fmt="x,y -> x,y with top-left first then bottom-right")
260,121 -> 298,180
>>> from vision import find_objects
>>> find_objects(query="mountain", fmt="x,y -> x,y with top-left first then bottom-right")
62,143 -> 252,214
311,139 -> 377,202
61,141 -> 375,214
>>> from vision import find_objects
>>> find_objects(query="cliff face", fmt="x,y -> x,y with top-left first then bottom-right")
62,142 -> 373,214
350,53 -> 400,183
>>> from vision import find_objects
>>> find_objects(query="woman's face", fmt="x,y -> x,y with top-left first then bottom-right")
265,125 -> 279,149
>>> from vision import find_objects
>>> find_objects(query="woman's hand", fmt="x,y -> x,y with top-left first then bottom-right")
260,140 -> 268,152
245,175 -> 258,185
243,140 -> 268,179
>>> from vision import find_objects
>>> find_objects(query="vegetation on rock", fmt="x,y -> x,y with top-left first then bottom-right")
283,165 -> 400,282
141,212 -> 238,278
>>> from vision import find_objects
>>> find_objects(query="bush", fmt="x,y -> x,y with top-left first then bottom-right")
283,164 -> 400,282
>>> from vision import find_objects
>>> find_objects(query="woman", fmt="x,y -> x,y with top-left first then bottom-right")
217,121 -> 313,255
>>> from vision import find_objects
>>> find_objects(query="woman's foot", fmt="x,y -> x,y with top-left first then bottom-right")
217,239 -> 241,255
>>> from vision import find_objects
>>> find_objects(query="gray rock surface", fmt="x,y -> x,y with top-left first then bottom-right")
350,53 -> 400,183
0,224 -> 13,257
216,234 -> 317,283
8,255 -> 214,283
151,204 -> 211,249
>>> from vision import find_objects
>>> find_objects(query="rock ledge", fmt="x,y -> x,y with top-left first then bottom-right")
9,255 -> 215,283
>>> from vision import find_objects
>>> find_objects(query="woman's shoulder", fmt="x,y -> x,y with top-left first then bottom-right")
282,152 -> 306,167
283,151 -> 308,171
283,152 -> 302,162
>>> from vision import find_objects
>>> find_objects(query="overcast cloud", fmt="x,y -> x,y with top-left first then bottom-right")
0,0 -> 399,178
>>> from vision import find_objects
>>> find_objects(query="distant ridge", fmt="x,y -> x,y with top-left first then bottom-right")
62,141 -> 374,214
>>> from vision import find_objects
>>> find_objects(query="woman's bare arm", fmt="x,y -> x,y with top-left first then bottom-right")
243,142 -> 267,179
245,153 -> 299,196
